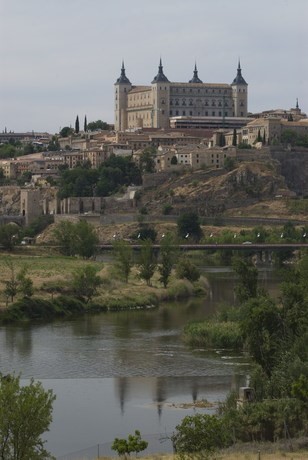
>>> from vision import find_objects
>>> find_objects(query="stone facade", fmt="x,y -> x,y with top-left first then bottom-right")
114,60 -> 248,131
240,118 -> 308,146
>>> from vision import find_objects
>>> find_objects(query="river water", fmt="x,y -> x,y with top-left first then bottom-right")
0,267 -> 279,458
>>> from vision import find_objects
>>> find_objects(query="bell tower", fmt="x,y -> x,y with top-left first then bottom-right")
114,61 -> 132,131
231,60 -> 248,117
151,59 -> 170,129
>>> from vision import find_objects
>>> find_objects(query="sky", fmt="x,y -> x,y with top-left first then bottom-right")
0,0 -> 307,134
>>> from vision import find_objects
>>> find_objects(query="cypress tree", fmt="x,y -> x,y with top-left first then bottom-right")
257,129 -> 262,142
232,128 -> 237,146
84,115 -> 87,132
263,130 -> 266,144
75,115 -> 80,134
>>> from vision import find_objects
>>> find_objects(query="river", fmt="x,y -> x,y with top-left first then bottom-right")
0,266 -> 280,458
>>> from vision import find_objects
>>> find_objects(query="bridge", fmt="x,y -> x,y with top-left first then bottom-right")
0,215 -> 26,226
98,243 -> 308,251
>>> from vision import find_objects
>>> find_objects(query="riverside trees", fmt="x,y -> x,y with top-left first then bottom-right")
0,374 -> 55,460
179,255 -> 308,456
53,220 -> 98,258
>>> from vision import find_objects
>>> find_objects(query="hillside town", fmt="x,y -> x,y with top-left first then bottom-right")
0,61 -> 308,226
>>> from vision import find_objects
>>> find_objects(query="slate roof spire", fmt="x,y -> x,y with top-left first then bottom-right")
232,59 -> 247,85
152,58 -> 169,83
115,61 -> 131,84
189,62 -> 203,83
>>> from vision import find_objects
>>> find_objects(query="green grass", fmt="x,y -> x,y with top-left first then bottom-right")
184,320 -> 244,349
0,253 -> 207,322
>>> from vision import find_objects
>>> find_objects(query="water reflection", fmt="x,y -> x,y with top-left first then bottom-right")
5,324 -> 33,357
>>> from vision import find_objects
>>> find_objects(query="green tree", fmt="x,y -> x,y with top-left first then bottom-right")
140,147 -> 156,173
113,240 -> 133,283
71,265 -> 102,303
53,221 -> 76,256
74,220 -> 99,259
0,223 -> 20,251
240,296 -> 282,376
75,115 -> 80,134
0,143 -> 18,159
59,126 -> 73,137
47,136 -> 60,151
23,143 -> 35,155
158,234 -> 178,288
138,239 -> 157,286
171,155 -> 178,165
177,211 -> 202,242
232,128 -> 237,146
171,413 -> 230,457
176,256 -> 200,282
53,220 -> 98,258
84,115 -> 87,132
17,170 -> 32,186
3,259 -> 18,304
263,130 -> 266,144
17,266 -> 34,298
281,129 -> 298,145
0,374 -> 55,460
87,120 -> 109,131
112,430 -> 148,458
224,156 -> 235,171
133,225 -> 157,242
232,257 -> 258,303
257,129 -> 262,142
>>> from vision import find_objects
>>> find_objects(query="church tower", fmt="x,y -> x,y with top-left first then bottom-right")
114,61 -> 132,131
231,60 -> 248,117
151,59 -> 170,129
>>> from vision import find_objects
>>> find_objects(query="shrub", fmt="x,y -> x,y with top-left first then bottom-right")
176,257 -> 200,282
184,321 -> 244,349
171,413 -> 231,455
162,203 -> 173,215
112,430 -> 148,458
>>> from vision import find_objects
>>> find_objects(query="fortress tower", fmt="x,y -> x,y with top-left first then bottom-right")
231,60 -> 248,117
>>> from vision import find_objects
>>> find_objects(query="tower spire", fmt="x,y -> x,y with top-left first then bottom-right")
232,59 -> 247,85
152,58 -> 169,83
115,61 -> 131,85
189,61 -> 202,83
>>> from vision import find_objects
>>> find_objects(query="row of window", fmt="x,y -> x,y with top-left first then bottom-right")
170,87 -> 230,95
170,110 -> 230,117
169,99 -> 230,107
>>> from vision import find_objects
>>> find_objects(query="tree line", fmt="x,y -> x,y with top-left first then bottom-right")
57,154 -> 142,198
175,254 -> 308,457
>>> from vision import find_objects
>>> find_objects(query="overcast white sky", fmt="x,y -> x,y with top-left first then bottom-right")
0,0 -> 307,134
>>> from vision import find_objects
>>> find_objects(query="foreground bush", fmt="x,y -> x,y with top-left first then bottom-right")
171,413 -> 231,457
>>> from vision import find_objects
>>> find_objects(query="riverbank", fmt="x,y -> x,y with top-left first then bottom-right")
96,438 -> 308,459
98,452 -> 308,459
0,253 -> 208,322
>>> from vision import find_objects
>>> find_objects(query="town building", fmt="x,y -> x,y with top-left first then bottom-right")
233,117 -> 308,146
114,60 -> 248,131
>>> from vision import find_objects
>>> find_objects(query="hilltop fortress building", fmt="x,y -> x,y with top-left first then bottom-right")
114,60 -> 248,131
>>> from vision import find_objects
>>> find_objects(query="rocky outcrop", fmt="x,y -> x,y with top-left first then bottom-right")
271,149 -> 308,197
140,161 -> 291,217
